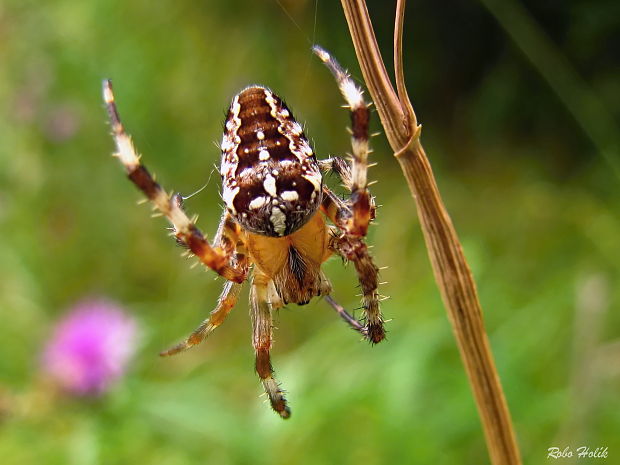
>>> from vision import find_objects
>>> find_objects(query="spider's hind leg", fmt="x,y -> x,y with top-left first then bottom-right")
319,157 -> 376,224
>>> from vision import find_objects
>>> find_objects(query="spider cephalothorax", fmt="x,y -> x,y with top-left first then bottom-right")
103,46 -> 386,419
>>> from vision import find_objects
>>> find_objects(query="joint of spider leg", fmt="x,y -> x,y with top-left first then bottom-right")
176,239 -> 191,251
352,325 -> 369,336
171,193 -> 185,210
351,138 -> 369,157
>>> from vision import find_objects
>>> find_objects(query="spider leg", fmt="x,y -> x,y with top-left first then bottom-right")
213,212 -> 248,269
318,156 -> 353,188
321,193 -> 386,344
313,46 -> 372,237
160,212 -> 249,356
319,157 -> 376,224
324,294 -> 368,337
313,47 -> 385,342
160,280 -> 242,356
251,272 -> 290,419
320,184 -> 353,231
319,229 -> 365,335
329,230 -> 385,344
102,80 -> 246,283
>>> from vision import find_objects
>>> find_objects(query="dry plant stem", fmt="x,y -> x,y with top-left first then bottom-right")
340,1 -> 521,464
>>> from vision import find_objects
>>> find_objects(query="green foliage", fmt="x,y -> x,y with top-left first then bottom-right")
0,1 -> 618,463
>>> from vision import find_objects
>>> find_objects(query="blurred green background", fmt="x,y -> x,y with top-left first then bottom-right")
1,0 -> 619,463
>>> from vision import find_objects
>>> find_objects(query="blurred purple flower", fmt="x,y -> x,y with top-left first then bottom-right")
42,299 -> 138,396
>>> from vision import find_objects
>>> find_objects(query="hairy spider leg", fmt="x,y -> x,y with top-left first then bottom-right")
313,46 -> 385,343
327,223 -> 385,343
160,280 -> 243,356
313,46 -> 372,237
311,46 -> 386,343
251,272 -> 291,419
102,80 -> 246,283
318,157 -> 376,223
160,213 -> 250,356
321,193 -> 385,343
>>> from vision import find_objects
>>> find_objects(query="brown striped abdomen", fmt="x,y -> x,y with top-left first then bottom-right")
220,86 -> 322,237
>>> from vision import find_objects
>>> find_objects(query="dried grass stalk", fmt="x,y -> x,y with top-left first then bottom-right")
340,1 -> 521,463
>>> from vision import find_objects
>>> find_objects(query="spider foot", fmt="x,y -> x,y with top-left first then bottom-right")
365,322 -> 386,344
262,378 -> 291,419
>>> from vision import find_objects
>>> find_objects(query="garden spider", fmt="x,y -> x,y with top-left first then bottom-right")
103,46 -> 385,419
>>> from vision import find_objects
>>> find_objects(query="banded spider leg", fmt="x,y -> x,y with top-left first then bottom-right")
103,80 -> 247,284
313,46 -> 386,343
160,213 -> 249,356
104,80 -> 251,355
252,272 -> 291,418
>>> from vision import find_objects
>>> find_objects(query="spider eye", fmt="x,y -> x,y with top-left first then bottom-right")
220,86 -> 322,237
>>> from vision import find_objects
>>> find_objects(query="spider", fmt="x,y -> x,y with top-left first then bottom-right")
103,46 -> 386,419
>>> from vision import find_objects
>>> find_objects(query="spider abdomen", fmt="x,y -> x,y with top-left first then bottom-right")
220,86 -> 322,237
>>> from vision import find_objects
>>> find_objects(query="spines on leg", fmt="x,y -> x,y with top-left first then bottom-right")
160,280 -> 243,356
102,80 -> 246,283
312,46 -> 372,236
251,273 -> 291,419
330,233 -> 385,344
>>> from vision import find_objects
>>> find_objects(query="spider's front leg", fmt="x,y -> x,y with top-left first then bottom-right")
313,46 -> 373,237
313,47 -> 385,343
102,80 -> 246,283
251,272 -> 290,419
